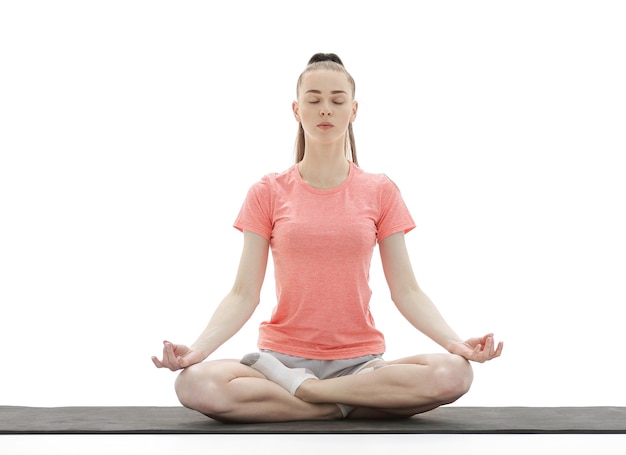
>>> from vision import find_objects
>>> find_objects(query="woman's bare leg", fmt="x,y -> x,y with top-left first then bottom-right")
295,353 -> 473,417
174,359 -> 342,423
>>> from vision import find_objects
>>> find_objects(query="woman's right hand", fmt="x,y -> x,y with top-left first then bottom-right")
151,341 -> 205,371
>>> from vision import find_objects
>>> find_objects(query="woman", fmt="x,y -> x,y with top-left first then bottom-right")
152,53 -> 503,422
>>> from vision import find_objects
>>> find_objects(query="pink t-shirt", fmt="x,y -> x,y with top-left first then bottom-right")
234,161 -> 416,359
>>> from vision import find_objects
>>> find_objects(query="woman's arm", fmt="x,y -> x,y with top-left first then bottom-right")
152,230 -> 270,370
379,232 -> 502,362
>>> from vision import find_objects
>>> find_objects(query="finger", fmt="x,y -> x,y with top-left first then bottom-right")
493,341 -> 504,358
178,354 -> 193,368
151,356 -> 164,368
163,342 -> 181,370
482,340 -> 503,361
472,342 -> 491,363
484,335 -> 494,354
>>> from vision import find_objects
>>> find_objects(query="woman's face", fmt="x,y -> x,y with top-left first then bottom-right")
293,69 -> 358,146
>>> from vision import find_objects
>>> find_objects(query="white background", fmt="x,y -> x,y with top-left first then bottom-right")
1,0 -> 624,409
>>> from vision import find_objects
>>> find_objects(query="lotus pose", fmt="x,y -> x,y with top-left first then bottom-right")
152,53 -> 503,423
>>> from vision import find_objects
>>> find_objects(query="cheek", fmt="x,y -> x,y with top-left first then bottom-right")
301,108 -> 321,123
339,106 -> 355,122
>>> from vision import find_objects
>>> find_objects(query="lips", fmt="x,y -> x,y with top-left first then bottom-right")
317,122 -> 334,130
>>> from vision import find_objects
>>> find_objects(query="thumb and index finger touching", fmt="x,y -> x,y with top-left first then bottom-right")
151,341 -> 200,371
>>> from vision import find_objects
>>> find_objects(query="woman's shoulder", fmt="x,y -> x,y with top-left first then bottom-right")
246,164 -> 298,193
353,164 -> 401,191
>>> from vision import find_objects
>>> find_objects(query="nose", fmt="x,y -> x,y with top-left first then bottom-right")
320,102 -> 332,117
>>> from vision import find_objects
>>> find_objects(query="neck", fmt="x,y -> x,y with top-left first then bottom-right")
298,145 -> 350,190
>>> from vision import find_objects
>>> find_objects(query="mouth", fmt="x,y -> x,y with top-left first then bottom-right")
317,122 -> 334,130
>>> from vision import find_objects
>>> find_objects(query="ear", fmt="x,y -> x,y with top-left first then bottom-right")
350,100 -> 358,122
292,101 -> 300,122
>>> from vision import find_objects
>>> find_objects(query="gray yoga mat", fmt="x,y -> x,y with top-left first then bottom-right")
1,406 -> 625,434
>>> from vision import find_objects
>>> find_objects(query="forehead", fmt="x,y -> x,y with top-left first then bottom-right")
299,69 -> 352,96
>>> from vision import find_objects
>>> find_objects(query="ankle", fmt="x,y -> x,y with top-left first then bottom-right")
293,377 -> 317,401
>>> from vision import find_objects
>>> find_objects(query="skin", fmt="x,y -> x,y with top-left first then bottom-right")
152,68 -> 503,423
293,69 -> 358,189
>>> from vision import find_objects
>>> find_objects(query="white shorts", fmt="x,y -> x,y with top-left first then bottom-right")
261,350 -> 384,379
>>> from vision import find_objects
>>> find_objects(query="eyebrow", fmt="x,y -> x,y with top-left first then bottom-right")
305,90 -> 348,95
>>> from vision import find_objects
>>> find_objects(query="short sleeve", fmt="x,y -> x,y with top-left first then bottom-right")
376,175 -> 416,242
233,175 -> 274,240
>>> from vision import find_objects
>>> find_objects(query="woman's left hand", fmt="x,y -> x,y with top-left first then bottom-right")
450,333 -> 503,363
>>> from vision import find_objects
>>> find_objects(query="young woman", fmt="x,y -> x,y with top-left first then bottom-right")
152,53 -> 503,423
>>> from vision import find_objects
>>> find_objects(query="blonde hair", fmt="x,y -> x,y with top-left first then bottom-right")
295,53 -> 358,166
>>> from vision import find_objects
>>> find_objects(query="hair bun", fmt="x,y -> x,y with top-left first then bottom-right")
308,53 -> 344,66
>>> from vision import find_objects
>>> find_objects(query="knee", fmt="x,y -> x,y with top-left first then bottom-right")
430,355 -> 474,404
174,363 -> 232,417
174,364 -> 209,410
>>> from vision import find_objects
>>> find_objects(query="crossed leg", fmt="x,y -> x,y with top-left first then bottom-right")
298,353 -> 474,419
174,353 -> 473,423
174,360 -> 342,423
